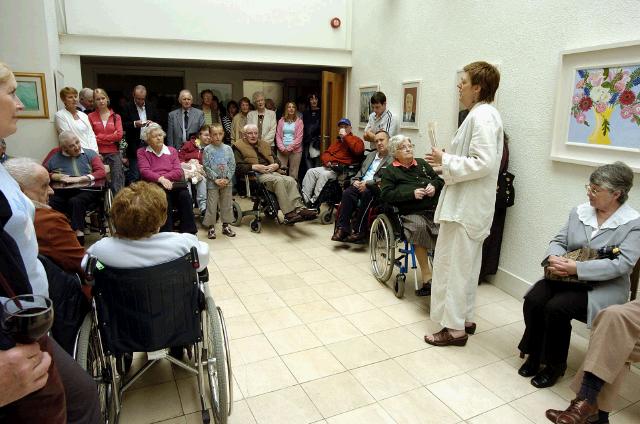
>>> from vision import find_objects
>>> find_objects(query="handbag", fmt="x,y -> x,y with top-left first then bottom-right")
495,170 -> 515,208
541,245 -> 619,286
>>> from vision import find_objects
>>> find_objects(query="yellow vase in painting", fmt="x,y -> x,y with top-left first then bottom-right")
588,106 -> 614,145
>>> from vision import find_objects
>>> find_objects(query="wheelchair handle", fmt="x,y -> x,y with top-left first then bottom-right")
84,255 -> 98,285
190,246 -> 200,269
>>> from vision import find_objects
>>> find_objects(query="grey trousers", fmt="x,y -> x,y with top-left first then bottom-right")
277,151 -> 302,181
301,166 -> 336,203
257,172 -> 304,214
103,152 -> 124,194
203,185 -> 233,226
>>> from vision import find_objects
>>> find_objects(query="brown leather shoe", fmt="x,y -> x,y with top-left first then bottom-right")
284,211 -> 304,224
331,228 -> 348,241
556,398 -> 598,424
345,232 -> 367,243
545,408 -> 562,423
297,208 -> 318,220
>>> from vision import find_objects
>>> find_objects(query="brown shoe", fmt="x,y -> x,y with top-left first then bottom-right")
424,328 -> 468,347
284,211 -> 303,224
545,408 -> 562,423
221,224 -> 236,237
331,228 -> 348,241
297,208 -> 318,220
345,232 -> 367,243
556,398 -> 599,424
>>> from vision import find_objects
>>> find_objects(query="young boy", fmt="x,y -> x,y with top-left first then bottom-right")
202,124 -> 236,238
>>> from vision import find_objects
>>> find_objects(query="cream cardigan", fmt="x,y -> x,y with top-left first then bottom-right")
54,108 -> 99,152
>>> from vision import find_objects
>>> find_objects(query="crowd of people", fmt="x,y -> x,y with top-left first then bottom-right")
1,58 -> 639,424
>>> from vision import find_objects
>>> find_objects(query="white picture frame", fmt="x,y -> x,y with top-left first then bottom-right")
550,41 -> 640,172
400,80 -> 421,129
358,84 -> 379,128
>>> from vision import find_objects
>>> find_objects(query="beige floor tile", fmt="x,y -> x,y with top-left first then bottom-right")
230,334 -> 278,366
326,403 -> 396,424
264,273 -> 309,291
302,246 -> 339,258
217,297 -> 249,318
301,372 -> 375,418
274,249 -> 311,261
222,266 -> 262,283
510,390 -> 570,424
246,385 -> 322,424
469,361 -> 537,402
467,404 -> 533,423
128,356 -> 176,390
175,375 -> 213,414
229,278 -> 273,297
475,302 -> 523,327
307,317 -> 363,345
239,292 -> 286,313
396,348 -> 464,385
472,326 -> 521,359
255,261 -> 295,278
615,369 -> 640,403
156,415 -> 187,424
227,400 -> 257,424
281,346 -> 346,383
287,258 -> 324,273
291,300 -> 341,323
278,286 -> 324,306
360,288 -> 403,308
351,359 -> 421,401
437,339 -> 501,373
367,326 -> 427,357
345,308 -> 401,335
119,381 -> 183,424
326,336 -> 388,369
241,251 -> 281,266
233,357 -> 297,398
405,318 -> 444,338
327,293 -> 376,315
312,281 -> 355,299
380,387 -> 461,424
611,402 -> 640,424
427,374 -> 504,420
342,275 -> 388,293
265,325 -> 322,355
211,284 -> 237,300
381,302 -> 428,325
225,313 -> 262,340
299,268 -> 339,284
475,283 -> 515,306
252,306 -> 303,332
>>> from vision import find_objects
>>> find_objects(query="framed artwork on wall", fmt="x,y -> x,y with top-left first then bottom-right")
15,72 -> 49,119
551,41 -> 640,171
400,80 -> 421,129
359,84 -> 379,128
196,82 -> 233,105
242,80 -> 284,108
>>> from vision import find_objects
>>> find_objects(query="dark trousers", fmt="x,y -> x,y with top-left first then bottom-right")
49,189 -> 100,231
161,187 -> 197,234
102,152 -> 125,194
518,279 -> 588,366
125,156 -> 139,185
337,185 -> 374,234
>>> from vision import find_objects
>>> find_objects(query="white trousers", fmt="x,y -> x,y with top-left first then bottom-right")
430,221 -> 484,330
301,167 -> 336,203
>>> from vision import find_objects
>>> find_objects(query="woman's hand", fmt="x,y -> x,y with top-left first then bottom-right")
158,176 -> 173,190
414,188 -> 427,199
214,178 -> 228,187
425,183 -> 435,197
425,147 -> 444,167
547,256 -> 577,277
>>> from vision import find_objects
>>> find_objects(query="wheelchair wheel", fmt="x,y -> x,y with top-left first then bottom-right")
231,201 -> 243,226
369,214 -> 396,283
75,314 -> 116,423
204,297 -> 231,424
103,188 -> 116,236
318,208 -> 334,225
394,274 -> 406,298
250,219 -> 261,233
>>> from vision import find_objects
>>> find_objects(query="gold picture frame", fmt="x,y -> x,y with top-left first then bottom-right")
15,72 -> 49,119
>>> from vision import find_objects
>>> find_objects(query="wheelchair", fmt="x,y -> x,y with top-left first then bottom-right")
306,164 -> 361,225
230,172 -> 283,233
369,205 -> 437,298
74,248 -> 232,424
86,181 -> 115,236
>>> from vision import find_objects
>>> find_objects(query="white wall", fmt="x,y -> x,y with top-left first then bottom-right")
349,0 -> 640,297
1,0 -> 60,159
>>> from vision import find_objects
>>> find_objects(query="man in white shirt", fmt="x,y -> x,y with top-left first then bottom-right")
363,92 -> 398,149
332,130 -> 392,242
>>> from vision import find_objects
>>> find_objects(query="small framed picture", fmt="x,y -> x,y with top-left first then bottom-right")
15,72 -> 49,119
359,84 -> 379,128
400,80 -> 421,129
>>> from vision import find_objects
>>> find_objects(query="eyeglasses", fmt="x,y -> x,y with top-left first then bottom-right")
585,184 -> 605,196
399,144 -> 415,152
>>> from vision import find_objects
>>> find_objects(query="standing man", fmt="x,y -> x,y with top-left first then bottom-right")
77,88 -> 94,114
122,85 -> 160,183
363,91 -> 398,148
167,89 -> 204,150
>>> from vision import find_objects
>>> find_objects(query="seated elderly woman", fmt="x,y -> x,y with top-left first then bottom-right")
137,122 -> 197,234
43,131 -> 106,244
84,181 -> 208,271
233,123 -> 317,224
380,135 -> 444,296
518,161 -> 640,390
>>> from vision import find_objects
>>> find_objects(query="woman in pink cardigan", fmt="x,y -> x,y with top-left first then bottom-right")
137,123 -> 197,234
275,102 -> 304,180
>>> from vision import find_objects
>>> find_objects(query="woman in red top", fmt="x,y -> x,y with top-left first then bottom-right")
88,88 -> 125,193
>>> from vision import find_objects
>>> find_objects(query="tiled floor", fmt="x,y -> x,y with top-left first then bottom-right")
112,203 -> 640,424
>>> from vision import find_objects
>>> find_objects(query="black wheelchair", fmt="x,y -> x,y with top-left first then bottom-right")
74,248 -> 232,424
230,172 -> 284,233
306,164 -> 361,225
369,205 -> 437,298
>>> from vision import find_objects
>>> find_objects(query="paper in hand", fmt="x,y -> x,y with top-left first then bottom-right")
427,121 -> 438,148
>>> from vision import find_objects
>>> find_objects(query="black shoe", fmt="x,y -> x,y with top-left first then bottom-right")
517,355 -> 540,377
531,363 -> 566,388
415,281 -> 431,297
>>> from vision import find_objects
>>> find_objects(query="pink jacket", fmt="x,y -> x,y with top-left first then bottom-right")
275,118 -> 303,153
87,110 -> 123,155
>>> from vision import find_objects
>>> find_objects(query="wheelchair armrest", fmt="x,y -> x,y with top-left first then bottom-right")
190,246 -> 200,269
84,255 -> 99,285
198,267 -> 209,283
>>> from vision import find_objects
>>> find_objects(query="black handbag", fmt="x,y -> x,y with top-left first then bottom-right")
495,170 -> 515,208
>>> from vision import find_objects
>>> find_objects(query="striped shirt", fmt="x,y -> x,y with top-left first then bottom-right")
364,109 -> 398,137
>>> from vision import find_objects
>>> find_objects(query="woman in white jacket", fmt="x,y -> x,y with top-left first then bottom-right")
54,87 -> 98,152
425,61 -> 503,347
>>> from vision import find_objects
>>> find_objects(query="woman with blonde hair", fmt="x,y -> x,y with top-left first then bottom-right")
275,101 -> 303,180
87,88 -> 125,193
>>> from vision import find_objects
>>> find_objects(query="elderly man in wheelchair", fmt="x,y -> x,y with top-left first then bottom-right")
373,134 -> 444,297
77,182 -> 232,423
233,123 -> 317,225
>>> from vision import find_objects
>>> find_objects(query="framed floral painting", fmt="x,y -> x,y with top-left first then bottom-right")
551,41 -> 640,171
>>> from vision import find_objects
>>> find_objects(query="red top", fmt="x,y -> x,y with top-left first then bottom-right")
320,133 -> 365,166
87,110 -> 123,154
178,140 -> 203,163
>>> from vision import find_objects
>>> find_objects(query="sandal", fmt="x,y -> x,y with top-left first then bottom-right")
207,226 -> 216,239
424,328 -> 468,347
465,322 -> 477,335
221,224 -> 236,237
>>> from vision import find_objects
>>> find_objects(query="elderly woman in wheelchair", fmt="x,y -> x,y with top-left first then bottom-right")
78,182 -> 232,423
378,135 -> 444,297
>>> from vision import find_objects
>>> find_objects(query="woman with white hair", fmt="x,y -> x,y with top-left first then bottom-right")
247,91 -> 277,149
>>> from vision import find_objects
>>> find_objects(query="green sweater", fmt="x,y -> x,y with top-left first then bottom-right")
380,158 -> 444,215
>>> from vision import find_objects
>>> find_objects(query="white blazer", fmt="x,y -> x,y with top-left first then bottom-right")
435,102 -> 504,240
247,110 -> 277,146
54,109 -> 98,152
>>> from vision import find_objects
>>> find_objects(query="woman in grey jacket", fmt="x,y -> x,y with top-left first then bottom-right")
518,161 -> 640,389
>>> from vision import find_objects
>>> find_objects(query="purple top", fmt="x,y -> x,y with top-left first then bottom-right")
137,146 -> 184,182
